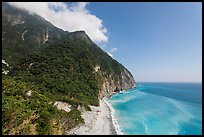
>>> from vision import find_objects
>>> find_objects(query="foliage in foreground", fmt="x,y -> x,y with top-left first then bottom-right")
2,76 -> 84,135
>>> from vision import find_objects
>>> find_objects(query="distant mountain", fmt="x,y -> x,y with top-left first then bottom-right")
2,2 -> 136,135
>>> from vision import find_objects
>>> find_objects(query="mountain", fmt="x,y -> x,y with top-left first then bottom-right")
2,2 -> 69,66
2,2 -> 136,135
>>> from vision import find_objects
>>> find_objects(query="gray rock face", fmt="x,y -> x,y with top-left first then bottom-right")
96,66 -> 136,99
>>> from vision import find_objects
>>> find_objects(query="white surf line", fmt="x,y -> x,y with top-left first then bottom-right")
103,99 -> 123,135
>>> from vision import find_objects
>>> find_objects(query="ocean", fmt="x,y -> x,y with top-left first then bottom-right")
106,82 -> 202,135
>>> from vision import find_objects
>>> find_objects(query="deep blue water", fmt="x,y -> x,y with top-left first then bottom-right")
107,82 -> 202,135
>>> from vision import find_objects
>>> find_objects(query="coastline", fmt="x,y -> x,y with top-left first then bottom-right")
103,99 -> 118,135
103,98 -> 123,135
65,99 -> 118,135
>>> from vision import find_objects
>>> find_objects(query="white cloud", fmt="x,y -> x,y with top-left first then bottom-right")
8,2 -> 108,44
106,47 -> 118,57
110,48 -> 118,53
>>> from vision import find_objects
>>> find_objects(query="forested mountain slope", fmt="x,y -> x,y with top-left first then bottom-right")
2,2 -> 136,135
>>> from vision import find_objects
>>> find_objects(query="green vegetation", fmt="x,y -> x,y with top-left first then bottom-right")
9,32 -> 129,107
2,2 -> 68,66
2,2 -> 135,135
3,30 -> 128,134
2,76 -> 84,135
10,35 -> 100,106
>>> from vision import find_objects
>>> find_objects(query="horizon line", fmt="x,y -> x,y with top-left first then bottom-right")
136,81 -> 202,83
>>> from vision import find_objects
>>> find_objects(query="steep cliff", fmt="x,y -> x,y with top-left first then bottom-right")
97,67 -> 136,98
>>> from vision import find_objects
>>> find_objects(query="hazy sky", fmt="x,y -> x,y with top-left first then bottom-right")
87,2 -> 202,82
9,2 -> 202,82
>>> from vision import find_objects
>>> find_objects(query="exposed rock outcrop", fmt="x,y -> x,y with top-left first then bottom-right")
54,101 -> 72,113
5,14 -> 25,26
21,30 -> 28,41
95,65 -> 136,99
2,59 -> 9,67
43,28 -> 49,44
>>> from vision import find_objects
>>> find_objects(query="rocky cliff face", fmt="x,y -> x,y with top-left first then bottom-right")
93,63 -> 136,99
96,66 -> 136,99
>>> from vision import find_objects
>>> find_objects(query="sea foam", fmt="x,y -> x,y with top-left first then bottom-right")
104,99 -> 123,135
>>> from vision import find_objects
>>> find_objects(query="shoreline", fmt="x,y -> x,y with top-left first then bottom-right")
65,99 -> 118,135
103,98 -> 123,135
102,99 -> 118,135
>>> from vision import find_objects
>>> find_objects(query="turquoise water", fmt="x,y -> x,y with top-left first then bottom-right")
107,83 -> 202,135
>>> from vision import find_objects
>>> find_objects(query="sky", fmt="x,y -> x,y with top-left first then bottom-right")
87,2 -> 202,82
9,2 -> 202,82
